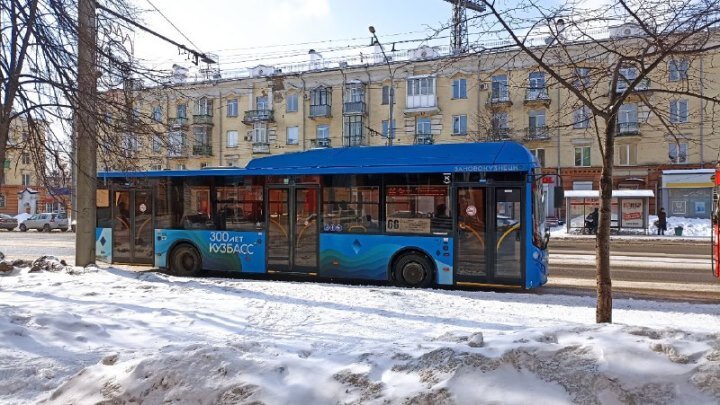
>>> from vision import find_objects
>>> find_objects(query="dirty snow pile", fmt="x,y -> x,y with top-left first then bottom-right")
1,261 -> 719,404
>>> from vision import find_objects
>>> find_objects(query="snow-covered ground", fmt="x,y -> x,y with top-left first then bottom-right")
1,259 -> 719,404
552,216 -> 712,238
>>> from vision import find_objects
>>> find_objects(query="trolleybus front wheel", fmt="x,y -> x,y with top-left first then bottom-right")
170,244 -> 202,277
394,252 -> 433,288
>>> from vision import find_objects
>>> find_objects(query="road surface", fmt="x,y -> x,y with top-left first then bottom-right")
1,231 -> 717,301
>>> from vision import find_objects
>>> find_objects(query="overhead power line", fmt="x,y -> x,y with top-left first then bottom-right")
96,4 -> 216,65
144,0 -> 203,52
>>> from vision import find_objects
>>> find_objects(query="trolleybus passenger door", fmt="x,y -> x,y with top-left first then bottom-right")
266,186 -> 319,273
111,190 -> 154,265
455,187 -> 488,280
267,188 -> 291,271
493,187 -> 523,283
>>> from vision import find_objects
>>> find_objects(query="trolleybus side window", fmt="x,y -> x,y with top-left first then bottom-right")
215,177 -> 264,231
322,175 -> 380,233
384,173 -> 450,235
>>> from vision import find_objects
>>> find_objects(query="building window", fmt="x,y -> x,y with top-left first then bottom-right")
226,159 -> 238,167
669,59 -> 689,81
382,120 -> 396,137
573,106 -> 591,129
22,174 -> 31,186
194,98 -> 213,116
176,164 -> 186,170
21,153 -> 30,165
193,127 -> 210,146
256,96 -> 269,110
574,146 -> 591,167
0,194 -> 5,208
528,110 -> 546,134
123,134 -> 139,152
287,126 -> 299,145
406,77 -> 436,109
346,85 -> 364,103
618,103 -> 638,134
168,131 -> 185,157
286,94 -> 299,112
617,67 -> 638,92
416,117 -> 431,135
344,116 -> 363,146
152,135 -> 162,153
669,142 -> 688,164
150,164 -> 162,171
152,106 -> 163,123
452,115 -> 467,135
227,99 -> 238,117
491,74 -> 509,100
316,124 -> 329,139
670,99 -> 689,123
531,148 -> 545,167
527,72 -> 546,99
617,144 -> 637,166
310,87 -> 331,106
575,67 -> 591,88
227,130 -> 239,148
452,78 -> 467,99
253,123 -> 268,143
381,85 -> 394,105
176,104 -> 187,119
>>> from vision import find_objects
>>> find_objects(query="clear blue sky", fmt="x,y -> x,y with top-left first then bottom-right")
132,0 -> 459,70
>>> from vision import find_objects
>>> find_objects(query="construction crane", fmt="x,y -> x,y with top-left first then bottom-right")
443,0 -> 486,55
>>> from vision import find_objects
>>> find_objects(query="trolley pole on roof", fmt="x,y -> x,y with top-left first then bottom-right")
75,0 -> 98,266
369,26 -> 394,146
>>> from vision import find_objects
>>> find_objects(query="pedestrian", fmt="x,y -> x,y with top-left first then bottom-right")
590,208 -> 599,234
657,207 -> 667,235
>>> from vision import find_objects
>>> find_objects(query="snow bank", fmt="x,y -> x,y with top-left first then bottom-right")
1,266 -> 719,404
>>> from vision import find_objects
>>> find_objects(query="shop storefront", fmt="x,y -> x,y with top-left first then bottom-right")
661,169 -> 714,219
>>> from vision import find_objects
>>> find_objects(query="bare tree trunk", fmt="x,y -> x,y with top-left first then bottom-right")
75,0 -> 97,267
597,122 -> 615,323
0,118 -> 9,185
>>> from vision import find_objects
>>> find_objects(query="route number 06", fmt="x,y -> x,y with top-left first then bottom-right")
386,219 -> 400,230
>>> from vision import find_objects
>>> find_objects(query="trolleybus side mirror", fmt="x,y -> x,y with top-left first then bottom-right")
553,188 -> 565,209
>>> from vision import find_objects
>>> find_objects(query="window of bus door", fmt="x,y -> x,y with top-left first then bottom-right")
456,187 -> 487,277
495,187 -> 522,279
268,188 -> 290,268
294,188 -> 318,268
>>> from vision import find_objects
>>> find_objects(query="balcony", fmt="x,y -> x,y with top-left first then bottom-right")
490,128 -> 512,141
252,142 -> 271,154
343,101 -> 366,115
487,94 -> 513,107
404,97 -> 439,114
414,134 -> 434,145
242,109 -> 274,124
309,104 -> 332,118
310,138 -> 331,148
167,148 -> 188,158
192,144 -> 213,156
524,126 -> 550,141
615,79 -> 651,98
192,114 -> 214,126
524,89 -> 551,106
617,122 -> 640,136
169,117 -> 188,129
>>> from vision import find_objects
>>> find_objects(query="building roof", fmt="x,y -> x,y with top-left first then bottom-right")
564,190 -> 655,198
99,142 -> 538,178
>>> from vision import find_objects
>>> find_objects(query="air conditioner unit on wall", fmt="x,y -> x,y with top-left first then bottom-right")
479,83 -> 488,91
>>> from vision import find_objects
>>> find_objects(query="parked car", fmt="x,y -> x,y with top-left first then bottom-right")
19,212 -> 69,232
0,214 -> 18,231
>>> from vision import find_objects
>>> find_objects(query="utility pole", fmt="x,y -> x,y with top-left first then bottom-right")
442,0 -> 486,55
75,0 -> 97,266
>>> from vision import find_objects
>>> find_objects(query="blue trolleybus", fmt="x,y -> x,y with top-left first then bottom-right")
96,142 -> 551,289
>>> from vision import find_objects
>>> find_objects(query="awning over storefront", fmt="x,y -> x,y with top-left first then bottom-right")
661,169 -> 714,189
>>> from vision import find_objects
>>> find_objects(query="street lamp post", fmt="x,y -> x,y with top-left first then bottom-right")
369,26 -> 394,146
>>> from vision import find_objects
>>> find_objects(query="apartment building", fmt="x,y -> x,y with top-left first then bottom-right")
106,41 -> 720,218
0,121 -> 69,216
